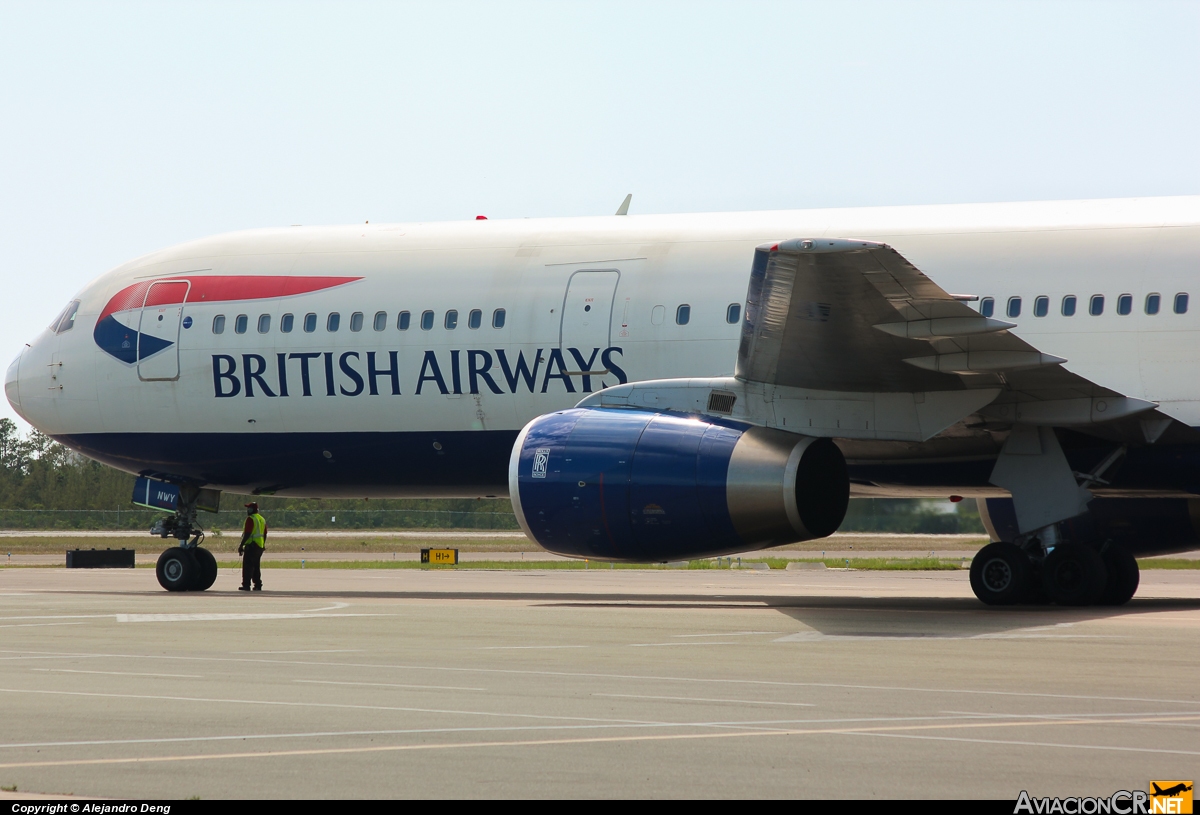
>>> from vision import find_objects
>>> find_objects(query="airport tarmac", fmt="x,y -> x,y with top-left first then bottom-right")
0,566 -> 1197,799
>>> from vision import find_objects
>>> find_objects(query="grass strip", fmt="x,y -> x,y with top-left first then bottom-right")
1137,558 -> 1200,569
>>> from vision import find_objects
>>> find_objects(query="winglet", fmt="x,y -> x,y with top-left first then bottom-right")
615,194 -> 632,216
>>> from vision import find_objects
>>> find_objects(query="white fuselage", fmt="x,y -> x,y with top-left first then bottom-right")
7,196 -> 1200,497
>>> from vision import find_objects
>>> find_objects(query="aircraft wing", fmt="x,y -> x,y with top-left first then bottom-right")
735,238 -> 1157,425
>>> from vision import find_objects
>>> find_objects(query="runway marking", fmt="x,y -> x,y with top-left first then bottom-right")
0,687 -> 672,727
234,649 -> 365,654
594,693 -> 815,707
31,669 -> 203,679
2,648 -> 1199,708
294,680 -> 487,692
672,632 -> 777,638
115,612 -> 382,622
3,714 -> 1200,770
772,631 -> 1121,642
477,645 -> 588,650
0,623 -> 87,629
629,642 -> 740,647
843,730 -> 1200,757
940,709 -> 1200,720
0,715 -> 1027,750
0,615 -> 116,621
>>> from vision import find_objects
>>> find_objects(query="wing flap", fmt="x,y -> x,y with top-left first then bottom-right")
736,238 -> 1130,406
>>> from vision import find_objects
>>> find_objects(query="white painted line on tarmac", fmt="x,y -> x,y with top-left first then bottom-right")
4,713 -> 1200,770
477,645 -> 588,650
0,723 -> 771,751
0,622 -> 86,629
0,687 -> 673,726
0,714 -> 1046,751
940,709 -> 1200,720
672,631 -> 778,638
31,669 -> 203,679
840,729 -> 1200,757
594,693 -> 815,707
4,648 -> 1200,708
629,642 -> 740,647
295,680 -> 487,692
115,612 -> 382,622
0,615 -> 116,621
234,649 -> 365,654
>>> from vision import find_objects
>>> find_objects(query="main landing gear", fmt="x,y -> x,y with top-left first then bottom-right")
150,485 -> 219,592
970,539 -> 1139,607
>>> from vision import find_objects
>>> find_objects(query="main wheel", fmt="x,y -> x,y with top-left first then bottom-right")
1022,558 -> 1051,605
1099,544 -> 1139,606
1041,543 -> 1107,606
156,547 -> 198,592
969,542 -> 1030,605
191,547 -> 218,592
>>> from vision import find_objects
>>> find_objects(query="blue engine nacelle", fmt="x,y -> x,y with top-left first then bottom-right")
509,408 -> 849,561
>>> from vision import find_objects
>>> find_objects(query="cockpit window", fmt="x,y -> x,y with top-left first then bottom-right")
51,300 -> 81,334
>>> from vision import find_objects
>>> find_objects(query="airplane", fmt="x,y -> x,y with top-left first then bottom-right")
6,195 -> 1200,605
1151,784 -> 1193,798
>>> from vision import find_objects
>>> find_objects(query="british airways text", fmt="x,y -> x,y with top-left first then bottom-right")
211,347 -> 627,398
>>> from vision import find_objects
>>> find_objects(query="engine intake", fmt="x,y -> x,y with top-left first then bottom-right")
509,408 -> 848,561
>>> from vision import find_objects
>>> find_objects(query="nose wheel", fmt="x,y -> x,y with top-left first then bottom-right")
155,546 -> 218,592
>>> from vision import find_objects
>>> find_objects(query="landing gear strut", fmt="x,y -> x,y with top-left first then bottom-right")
151,484 -> 219,592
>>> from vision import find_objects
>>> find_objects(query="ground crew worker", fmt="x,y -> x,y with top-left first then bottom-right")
238,502 -> 267,591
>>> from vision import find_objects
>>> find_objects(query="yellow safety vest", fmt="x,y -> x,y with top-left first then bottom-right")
247,513 -> 266,548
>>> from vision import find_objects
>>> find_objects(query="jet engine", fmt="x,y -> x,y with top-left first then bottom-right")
508,408 -> 849,561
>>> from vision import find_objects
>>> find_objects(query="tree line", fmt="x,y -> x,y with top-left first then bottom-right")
0,418 -> 982,533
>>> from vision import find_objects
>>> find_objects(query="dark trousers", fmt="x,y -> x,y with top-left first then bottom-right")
242,545 -> 263,588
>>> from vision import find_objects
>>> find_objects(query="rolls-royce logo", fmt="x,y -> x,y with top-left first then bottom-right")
532,448 -> 550,478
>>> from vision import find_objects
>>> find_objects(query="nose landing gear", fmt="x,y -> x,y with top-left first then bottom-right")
149,483 -> 220,592
154,546 -> 218,592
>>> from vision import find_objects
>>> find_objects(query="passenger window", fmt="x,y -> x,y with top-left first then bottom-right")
676,304 -> 691,325
726,303 -> 741,324
280,313 -> 294,333
1117,294 -> 1132,316
373,311 -> 387,331
213,315 -> 226,334
1175,293 -> 1189,314
1089,295 -> 1104,316
980,297 -> 994,318
257,314 -> 271,334
234,314 -> 248,334
492,308 -> 506,329
1061,295 -> 1077,316
421,310 -> 434,330
1033,296 -> 1048,318
1006,297 -> 1021,318
1145,293 -> 1161,315
468,309 -> 482,329
349,312 -> 363,332
397,311 -> 411,331
651,305 -> 665,325
444,310 -> 458,330
303,313 -> 317,333
327,313 -> 340,332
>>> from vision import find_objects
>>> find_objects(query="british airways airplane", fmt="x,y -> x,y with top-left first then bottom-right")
7,196 -> 1200,606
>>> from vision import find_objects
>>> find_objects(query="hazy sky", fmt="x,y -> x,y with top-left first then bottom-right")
1,0 -> 1197,428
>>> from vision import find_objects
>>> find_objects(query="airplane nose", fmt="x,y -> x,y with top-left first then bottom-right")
5,350 -> 22,415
